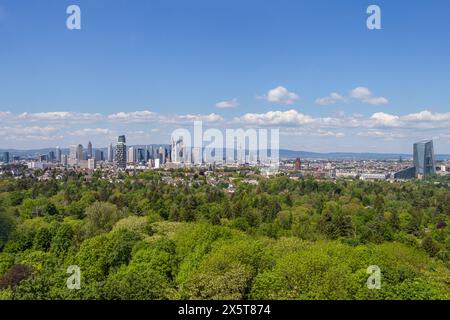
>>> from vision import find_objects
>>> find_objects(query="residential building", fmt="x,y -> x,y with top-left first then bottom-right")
115,135 -> 127,169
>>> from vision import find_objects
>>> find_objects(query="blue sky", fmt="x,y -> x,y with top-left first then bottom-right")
0,0 -> 449,152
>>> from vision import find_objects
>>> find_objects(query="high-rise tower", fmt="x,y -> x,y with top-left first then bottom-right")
2,152 -> 10,164
127,147 -> 136,164
413,140 -> 436,178
77,144 -> 83,161
115,135 -> 127,169
108,143 -> 114,162
56,146 -> 62,163
87,141 -> 93,159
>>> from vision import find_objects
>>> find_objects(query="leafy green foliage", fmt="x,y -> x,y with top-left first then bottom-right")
0,172 -> 448,300
84,202 -> 126,237
0,210 -> 15,250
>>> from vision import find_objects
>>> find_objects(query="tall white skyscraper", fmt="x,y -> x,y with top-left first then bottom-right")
88,158 -> 96,170
69,145 -> 78,165
127,147 -> 136,164
154,158 -> 160,169
159,146 -> 166,164
108,143 -> 114,162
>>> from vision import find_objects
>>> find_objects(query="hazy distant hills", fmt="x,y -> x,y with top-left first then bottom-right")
279,150 -> 450,161
2,147 -> 450,161
279,149 -> 415,161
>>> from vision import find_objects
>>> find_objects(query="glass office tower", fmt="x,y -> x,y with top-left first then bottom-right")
2,152 -> 10,164
413,140 -> 436,178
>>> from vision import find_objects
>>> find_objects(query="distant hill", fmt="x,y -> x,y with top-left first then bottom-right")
279,149 -> 450,161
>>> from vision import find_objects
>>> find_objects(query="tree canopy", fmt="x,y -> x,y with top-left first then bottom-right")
0,171 -> 448,300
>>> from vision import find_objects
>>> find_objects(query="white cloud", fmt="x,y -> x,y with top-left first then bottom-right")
234,108 -> 450,131
400,110 -> 450,122
0,111 -> 12,119
260,86 -> 299,105
164,113 -> 224,124
315,92 -> 345,106
107,110 -> 223,124
280,127 -> 345,138
350,87 -> 372,100
69,128 -> 113,136
3,109 -> 449,131
350,87 -> 388,105
235,109 -> 313,126
107,110 -> 158,123
357,130 -> 406,139
363,110 -> 450,129
2,126 -> 60,141
215,98 -> 240,109
364,97 -> 389,105
1,108 -> 449,151
316,130 -> 345,138
315,87 -> 388,106
369,112 -> 401,127
17,112 -> 103,122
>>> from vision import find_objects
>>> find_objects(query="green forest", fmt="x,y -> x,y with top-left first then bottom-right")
0,169 -> 449,300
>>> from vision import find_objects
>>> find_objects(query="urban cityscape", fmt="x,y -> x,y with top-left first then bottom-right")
1,135 -> 448,183
0,0 -> 449,306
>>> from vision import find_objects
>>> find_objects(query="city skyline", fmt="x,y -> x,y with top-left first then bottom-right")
3,135 -> 449,162
2,135 -> 448,183
0,1 -> 450,152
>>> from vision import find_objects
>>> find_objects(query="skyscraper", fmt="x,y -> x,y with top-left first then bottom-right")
115,135 -> 127,169
77,144 -> 84,161
414,140 -> 436,178
159,146 -> 166,164
87,141 -> 93,159
192,147 -> 202,165
56,147 -> 62,163
48,151 -> 55,162
2,152 -> 10,164
69,145 -> 78,165
137,148 -> 146,163
171,137 -> 185,163
145,145 -> 153,162
108,143 -> 114,162
88,158 -> 96,170
127,147 -> 136,164
94,150 -> 104,161
62,154 -> 68,166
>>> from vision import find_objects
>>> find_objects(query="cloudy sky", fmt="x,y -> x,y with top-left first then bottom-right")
0,0 -> 449,153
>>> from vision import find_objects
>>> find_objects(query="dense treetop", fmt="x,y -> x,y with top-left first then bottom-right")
0,169 -> 449,299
